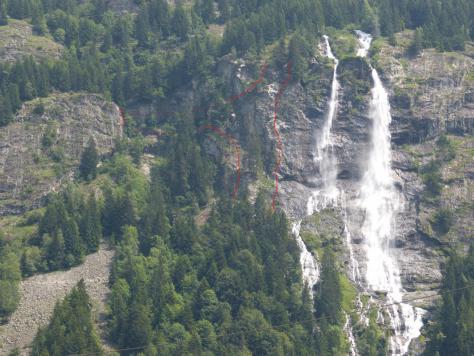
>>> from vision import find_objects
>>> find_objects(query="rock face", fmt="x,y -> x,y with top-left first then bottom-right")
0,19 -> 63,63
142,32 -> 472,323
0,246 -> 114,356
0,93 -> 123,215
207,34 -> 473,345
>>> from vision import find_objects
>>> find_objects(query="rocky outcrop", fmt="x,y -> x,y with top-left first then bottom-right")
143,33 -> 473,315
0,19 -> 63,63
378,36 -> 474,141
219,35 -> 473,323
0,93 -> 122,215
0,246 -> 114,356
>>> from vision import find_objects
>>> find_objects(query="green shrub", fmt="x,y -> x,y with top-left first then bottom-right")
421,161 -> 443,197
436,134 -> 456,161
432,208 -> 454,234
33,103 -> 45,115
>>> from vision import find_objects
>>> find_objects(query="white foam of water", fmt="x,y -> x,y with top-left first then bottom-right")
344,312 -> 358,356
308,35 -> 341,215
355,30 -> 373,57
355,30 -> 425,355
292,222 -> 319,298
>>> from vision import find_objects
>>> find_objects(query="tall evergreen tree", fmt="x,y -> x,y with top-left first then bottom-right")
172,5 -> 189,40
0,233 -> 21,321
31,280 -> 103,355
0,0 -> 7,25
79,137 -> 99,181
315,247 -> 343,324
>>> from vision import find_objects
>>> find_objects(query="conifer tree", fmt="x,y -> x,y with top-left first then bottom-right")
79,137 -> 99,181
31,280 -> 103,355
409,27 -> 424,56
172,5 -> 189,40
315,247 -> 342,324
80,193 -> 101,253
0,0 -> 7,25
0,234 -> 21,321
135,6 -> 150,48
0,95 -> 13,126
46,231 -> 65,269
31,0 -> 47,35
288,34 -> 308,82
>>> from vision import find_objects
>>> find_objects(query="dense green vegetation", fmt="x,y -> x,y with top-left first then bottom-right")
31,279 -> 103,355
0,232 -> 21,322
1,0 -> 473,125
420,135 -> 457,235
0,0 -> 473,355
424,245 -> 474,356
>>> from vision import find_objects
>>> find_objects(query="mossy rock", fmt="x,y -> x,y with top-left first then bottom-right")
300,208 -> 346,256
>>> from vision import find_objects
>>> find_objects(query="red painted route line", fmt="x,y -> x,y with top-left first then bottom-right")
120,61 -> 291,208
152,62 -> 268,119
272,62 -> 292,212
226,64 -> 268,103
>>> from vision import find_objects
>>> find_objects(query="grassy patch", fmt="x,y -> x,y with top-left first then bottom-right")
0,19 -> 63,62
326,28 -> 358,59
0,213 -> 39,244
340,273 -> 357,313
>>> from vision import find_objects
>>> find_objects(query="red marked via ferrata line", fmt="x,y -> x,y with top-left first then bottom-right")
226,64 -> 268,103
272,61 -> 292,212
118,62 -> 290,208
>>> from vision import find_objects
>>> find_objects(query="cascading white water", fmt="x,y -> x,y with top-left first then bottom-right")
355,31 -> 424,355
308,35 -> 340,214
303,37 -> 359,356
344,312 -> 358,356
292,222 -> 319,297
293,36 -> 342,296
355,30 -> 372,57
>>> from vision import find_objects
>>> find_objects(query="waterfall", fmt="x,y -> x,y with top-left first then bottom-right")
292,222 -> 319,298
355,31 -> 424,355
296,36 -> 359,355
293,36 -> 341,295
344,312 -> 358,356
308,35 -> 340,214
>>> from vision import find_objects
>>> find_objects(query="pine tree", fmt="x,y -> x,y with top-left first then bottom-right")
80,193 -> 101,253
0,95 -> 13,126
31,280 -> 103,355
109,278 -> 130,345
0,236 -> 21,321
62,216 -> 84,266
172,5 -> 189,40
409,27 -> 424,56
315,247 -> 342,324
31,0 -> 47,35
0,0 -> 7,25
135,6 -> 150,48
288,34 -> 308,82
91,0 -> 106,22
79,137 -> 99,181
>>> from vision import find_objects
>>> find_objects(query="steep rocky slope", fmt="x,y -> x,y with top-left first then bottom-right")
0,93 -> 123,215
244,34 -> 474,307
0,19 -> 63,63
105,29 -> 473,352
170,32 -> 473,351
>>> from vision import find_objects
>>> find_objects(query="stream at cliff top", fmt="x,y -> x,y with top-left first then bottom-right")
355,30 -> 424,355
